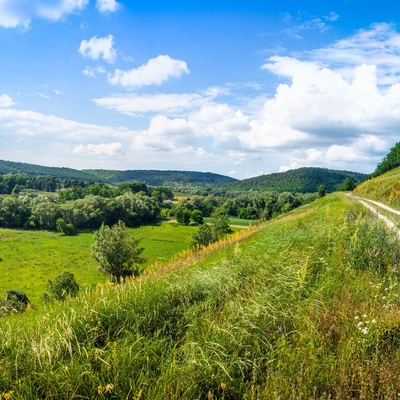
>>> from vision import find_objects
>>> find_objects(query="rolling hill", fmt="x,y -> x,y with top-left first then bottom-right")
0,159 -> 368,193
82,168 -> 237,186
224,167 -> 369,193
0,160 -> 237,188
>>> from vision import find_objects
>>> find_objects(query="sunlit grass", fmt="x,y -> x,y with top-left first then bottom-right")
2,193 -> 400,398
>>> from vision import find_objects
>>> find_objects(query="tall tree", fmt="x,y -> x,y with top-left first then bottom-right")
91,221 -> 145,281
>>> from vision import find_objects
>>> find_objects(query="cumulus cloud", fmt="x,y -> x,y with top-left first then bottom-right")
108,55 -> 189,88
73,142 -> 123,156
0,94 -> 15,108
96,0 -> 120,13
79,35 -> 116,63
309,22 -> 400,85
0,0 -> 89,28
132,115 -> 195,152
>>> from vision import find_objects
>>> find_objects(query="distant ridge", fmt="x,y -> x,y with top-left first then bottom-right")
82,169 -> 237,186
0,160 -> 98,181
0,160 -> 237,188
224,167 -> 369,193
0,160 -> 368,193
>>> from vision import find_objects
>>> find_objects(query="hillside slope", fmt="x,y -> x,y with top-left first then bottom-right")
224,167 -> 368,193
2,193 -> 400,398
354,166 -> 400,207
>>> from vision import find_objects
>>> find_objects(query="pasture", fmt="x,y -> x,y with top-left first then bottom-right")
0,222 -> 199,306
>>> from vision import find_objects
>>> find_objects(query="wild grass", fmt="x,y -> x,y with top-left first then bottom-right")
1,193 -> 400,398
354,166 -> 400,208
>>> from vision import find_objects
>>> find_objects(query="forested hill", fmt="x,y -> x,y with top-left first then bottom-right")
0,159 -> 237,188
224,167 -> 369,193
0,160 -> 97,181
82,169 -> 237,186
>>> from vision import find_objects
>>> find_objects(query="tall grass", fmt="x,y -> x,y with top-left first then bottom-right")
1,194 -> 400,398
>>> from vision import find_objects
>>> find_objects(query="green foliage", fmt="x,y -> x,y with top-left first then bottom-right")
225,166 -> 368,193
43,271 -> 80,302
91,221 -> 145,281
56,218 -> 76,236
1,290 -> 30,316
192,212 -> 233,247
175,208 -> 192,225
317,183 -> 327,197
342,176 -> 355,191
372,141 -> 400,177
190,209 -> 204,225
191,223 -> 213,246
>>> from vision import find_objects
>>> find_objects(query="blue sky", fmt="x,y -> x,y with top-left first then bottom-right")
1,1 -> 400,178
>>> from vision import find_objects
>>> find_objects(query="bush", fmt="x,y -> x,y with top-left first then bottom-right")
1,290 -> 30,316
56,218 -> 76,236
43,271 -> 80,302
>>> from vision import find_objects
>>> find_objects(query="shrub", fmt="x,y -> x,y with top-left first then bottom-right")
43,271 -> 80,302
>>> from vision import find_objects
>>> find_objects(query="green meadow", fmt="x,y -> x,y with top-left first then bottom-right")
0,222 -> 199,306
2,193 -> 400,398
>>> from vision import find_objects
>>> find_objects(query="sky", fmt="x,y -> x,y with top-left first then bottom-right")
1,1 -> 400,178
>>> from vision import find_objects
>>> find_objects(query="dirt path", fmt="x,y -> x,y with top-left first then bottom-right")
346,193 -> 400,238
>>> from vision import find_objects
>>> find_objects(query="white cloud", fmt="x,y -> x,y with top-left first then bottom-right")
82,66 -> 106,78
0,108 -> 130,140
309,22 -> 400,85
0,94 -> 15,108
73,142 -> 123,156
0,0 -> 89,28
37,0 -> 89,21
108,55 -> 189,88
79,35 -> 116,64
93,93 -> 207,115
96,0 -> 120,13
132,115 -> 195,152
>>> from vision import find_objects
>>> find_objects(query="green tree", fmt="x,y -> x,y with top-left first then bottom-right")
191,223 -> 213,247
317,184 -> 326,198
43,271 -> 80,302
191,209 -> 204,225
175,208 -> 192,225
342,177 -> 355,191
91,220 -> 145,281
211,212 -> 232,241
56,218 -> 75,236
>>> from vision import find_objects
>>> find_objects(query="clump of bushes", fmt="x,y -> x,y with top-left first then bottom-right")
0,289 -> 30,317
43,271 -> 80,302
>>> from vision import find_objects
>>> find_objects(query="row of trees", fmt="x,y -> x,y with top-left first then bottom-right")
171,191 -> 318,223
0,191 -> 161,230
372,141 -> 400,177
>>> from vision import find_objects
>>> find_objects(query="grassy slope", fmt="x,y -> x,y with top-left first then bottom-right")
354,165 -> 400,208
1,193 -> 400,398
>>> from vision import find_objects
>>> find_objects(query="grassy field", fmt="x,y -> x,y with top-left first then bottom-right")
0,222 -> 198,306
2,193 -> 400,398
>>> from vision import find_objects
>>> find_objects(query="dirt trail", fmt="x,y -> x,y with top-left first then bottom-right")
346,193 -> 400,238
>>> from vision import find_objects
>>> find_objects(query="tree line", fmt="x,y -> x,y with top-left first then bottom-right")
170,191 -> 318,223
